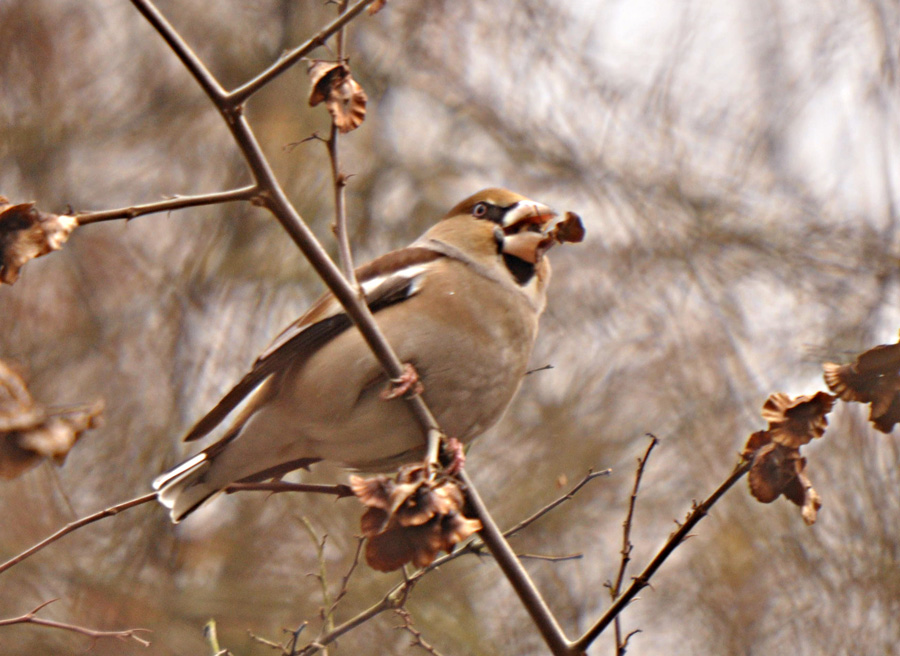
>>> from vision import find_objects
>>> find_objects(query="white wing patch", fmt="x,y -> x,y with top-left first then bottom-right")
258,263 -> 430,363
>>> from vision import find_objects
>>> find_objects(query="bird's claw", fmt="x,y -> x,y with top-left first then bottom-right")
381,363 -> 424,400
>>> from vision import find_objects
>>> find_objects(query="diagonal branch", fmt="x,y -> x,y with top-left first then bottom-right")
228,0 -> 379,106
459,468 -> 573,655
571,458 -> 753,653
128,0 -> 226,103
0,492 -> 157,576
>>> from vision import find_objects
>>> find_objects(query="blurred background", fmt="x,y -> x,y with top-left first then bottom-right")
2,0 -> 899,654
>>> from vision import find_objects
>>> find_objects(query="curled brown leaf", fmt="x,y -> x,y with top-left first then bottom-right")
743,432 -> 822,525
0,361 -> 103,479
824,337 -> 900,432
0,196 -> 78,284
551,211 -> 586,244
307,60 -> 368,134
351,465 -> 481,572
760,391 -> 834,448
744,390 -> 832,525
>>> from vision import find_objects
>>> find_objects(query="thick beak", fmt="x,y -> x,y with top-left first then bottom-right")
501,200 -> 557,233
500,200 -> 556,264
501,205 -> 584,265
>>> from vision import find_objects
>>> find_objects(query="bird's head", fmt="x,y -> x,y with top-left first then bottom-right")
431,188 -> 569,271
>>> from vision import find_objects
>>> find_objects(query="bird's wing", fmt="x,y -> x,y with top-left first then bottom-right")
183,247 -> 442,442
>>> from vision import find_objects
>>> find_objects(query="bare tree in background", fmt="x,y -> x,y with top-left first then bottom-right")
1,1 -> 899,655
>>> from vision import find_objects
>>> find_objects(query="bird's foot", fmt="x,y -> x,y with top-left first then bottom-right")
439,437 -> 466,476
381,363 -> 424,400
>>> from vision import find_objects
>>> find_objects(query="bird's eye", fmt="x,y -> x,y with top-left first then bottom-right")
472,202 -> 489,218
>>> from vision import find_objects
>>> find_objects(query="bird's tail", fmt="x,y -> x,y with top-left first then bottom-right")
152,453 -> 221,523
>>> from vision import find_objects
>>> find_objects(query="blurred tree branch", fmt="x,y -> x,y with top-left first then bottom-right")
572,458 -> 753,653
0,599 -> 151,647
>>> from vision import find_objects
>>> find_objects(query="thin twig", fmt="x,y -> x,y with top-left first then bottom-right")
497,469 -> 612,541
327,0 -> 358,284
0,599 -> 151,647
327,537 -> 365,615
517,553 -> 584,563
610,435 -> 658,655
297,586 -> 408,656
228,0 -> 379,106
418,469 -> 609,571
0,492 -> 157,575
0,483 -> 352,578
248,630 -> 291,654
394,608 -> 445,656
298,516 -> 333,647
571,459 -> 753,653
224,481 -> 354,498
328,127 -> 355,283
75,185 -> 258,225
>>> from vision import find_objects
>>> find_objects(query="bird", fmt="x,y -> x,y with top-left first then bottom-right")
154,188 -> 570,522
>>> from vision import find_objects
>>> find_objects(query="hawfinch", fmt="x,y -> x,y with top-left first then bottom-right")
155,188 -> 574,522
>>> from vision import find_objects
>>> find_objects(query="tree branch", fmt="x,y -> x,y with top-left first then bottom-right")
0,483 -> 352,577
459,468 -> 574,656
128,0 -> 227,104
224,481 -> 353,498
571,458 -> 753,653
610,435 -> 658,655
0,492 -> 157,575
327,1 -> 359,285
498,468 -> 611,540
0,599 -> 151,647
227,0 -> 380,106
75,186 -> 258,225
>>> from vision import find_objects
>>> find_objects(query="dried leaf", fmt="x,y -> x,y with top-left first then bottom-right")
551,211 -> 586,244
0,361 -> 103,479
352,465 -> 481,571
748,442 -> 794,504
824,338 -> 900,433
870,393 -> 900,433
741,429 -> 771,460
349,473 -> 394,510
744,429 -> 823,524
0,197 -> 77,284
307,61 -> 368,134
760,391 -> 834,447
